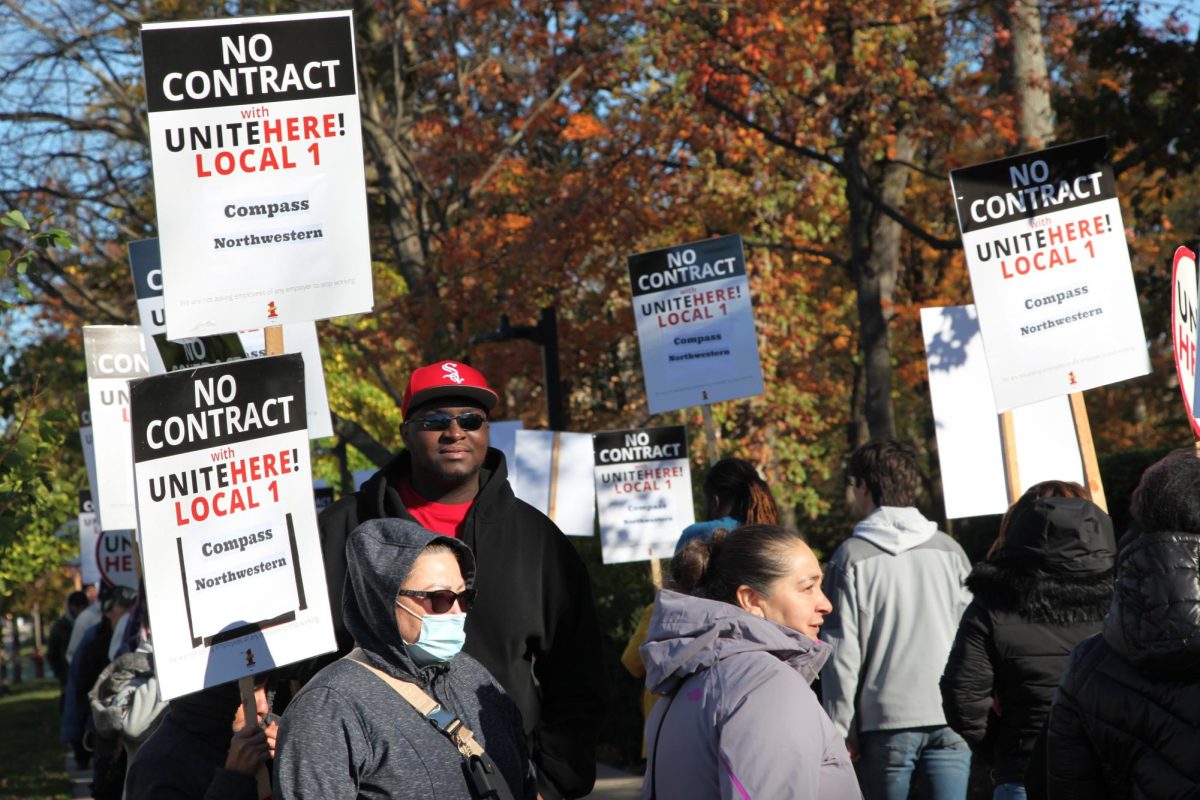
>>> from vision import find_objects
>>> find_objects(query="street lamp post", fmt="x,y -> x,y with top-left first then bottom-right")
469,307 -> 566,431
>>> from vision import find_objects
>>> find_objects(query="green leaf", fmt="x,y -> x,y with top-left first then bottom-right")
0,249 -> 10,267
16,281 -> 32,300
16,259 -> 28,275
1,210 -> 31,231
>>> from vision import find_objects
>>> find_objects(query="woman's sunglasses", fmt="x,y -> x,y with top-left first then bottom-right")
397,588 -> 477,613
406,412 -> 487,432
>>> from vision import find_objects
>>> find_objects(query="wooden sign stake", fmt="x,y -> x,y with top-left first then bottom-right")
1068,391 -> 1107,512
264,325 -> 285,357
243,322 -> 283,799
547,432 -> 562,522
998,410 -> 1022,504
649,404 -> 723,590
238,674 -> 272,799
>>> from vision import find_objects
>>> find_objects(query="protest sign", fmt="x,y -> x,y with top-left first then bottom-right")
592,426 -> 693,563
77,395 -> 99,507
1171,247 -> 1200,437
488,420 -> 523,477
313,482 -> 334,514
129,238 -> 246,374
237,324 -> 333,438
84,326 -> 151,530
513,431 -> 595,537
949,137 -> 1149,411
96,529 -> 139,590
130,354 -> 334,699
78,492 -> 102,586
921,306 -> 1084,518
628,234 -> 764,414
141,11 -> 373,338
130,238 -> 334,438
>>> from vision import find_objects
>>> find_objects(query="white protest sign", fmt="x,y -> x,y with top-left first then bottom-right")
129,238 -> 247,375
130,354 -> 335,699
84,326 -> 151,530
130,238 -> 334,439
488,420 -> 524,478
78,492 -> 102,586
77,395 -> 100,508
141,11 -> 373,338
628,234 -> 764,414
949,137 -> 1150,411
921,305 -> 1085,519
96,529 -> 139,590
237,325 -> 333,439
592,426 -> 694,563
513,431 -> 595,537
1172,247 -> 1200,436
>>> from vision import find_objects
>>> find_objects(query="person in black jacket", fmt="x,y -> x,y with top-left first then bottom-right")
1045,448 -> 1200,798
125,678 -> 275,800
940,482 -> 1114,800
314,360 -> 606,800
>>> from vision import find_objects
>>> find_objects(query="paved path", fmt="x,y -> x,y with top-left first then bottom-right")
582,763 -> 643,800
65,751 -> 92,799
64,751 -> 642,799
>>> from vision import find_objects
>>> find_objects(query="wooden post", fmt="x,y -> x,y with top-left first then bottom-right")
264,325 -> 285,357
1068,392 -> 1108,512
998,410 -> 1022,504
649,558 -> 663,589
547,432 -> 562,522
700,404 -> 721,465
238,675 -> 272,800
245,324 -> 283,799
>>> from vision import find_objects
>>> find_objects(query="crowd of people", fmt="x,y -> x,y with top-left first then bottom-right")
42,357 -> 1200,799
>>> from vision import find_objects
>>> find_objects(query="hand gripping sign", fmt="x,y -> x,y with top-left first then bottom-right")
130,354 -> 334,699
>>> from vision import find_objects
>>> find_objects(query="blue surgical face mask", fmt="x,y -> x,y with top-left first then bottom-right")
398,603 -> 467,665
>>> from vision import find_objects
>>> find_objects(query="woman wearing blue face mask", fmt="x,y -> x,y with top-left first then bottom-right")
275,518 -> 534,799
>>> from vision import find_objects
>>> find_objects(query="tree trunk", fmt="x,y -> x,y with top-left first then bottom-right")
1010,0 -> 1054,148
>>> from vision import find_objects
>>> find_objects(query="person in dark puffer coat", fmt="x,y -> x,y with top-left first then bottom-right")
1045,448 -> 1200,798
940,482 -> 1114,800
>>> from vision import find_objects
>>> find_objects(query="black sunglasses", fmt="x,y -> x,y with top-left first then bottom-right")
406,412 -> 487,432
397,588 -> 477,613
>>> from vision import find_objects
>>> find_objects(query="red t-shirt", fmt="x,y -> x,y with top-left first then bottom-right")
396,476 -> 473,538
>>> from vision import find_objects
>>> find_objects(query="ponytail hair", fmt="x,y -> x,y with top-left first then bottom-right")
670,524 -> 807,604
704,458 -> 781,526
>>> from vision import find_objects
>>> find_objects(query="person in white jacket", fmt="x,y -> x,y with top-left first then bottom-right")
820,438 -> 972,800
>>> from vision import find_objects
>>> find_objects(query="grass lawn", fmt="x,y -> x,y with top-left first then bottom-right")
0,678 -> 70,799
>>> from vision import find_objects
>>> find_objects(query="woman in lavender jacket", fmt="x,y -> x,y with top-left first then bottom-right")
640,525 -> 861,800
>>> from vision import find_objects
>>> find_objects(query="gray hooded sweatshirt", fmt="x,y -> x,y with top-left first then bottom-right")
640,590 -> 860,800
274,518 -> 534,799
820,506 -> 971,737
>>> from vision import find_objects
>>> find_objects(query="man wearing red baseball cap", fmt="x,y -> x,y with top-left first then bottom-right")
315,360 -> 606,800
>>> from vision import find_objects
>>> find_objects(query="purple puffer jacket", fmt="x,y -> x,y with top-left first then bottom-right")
640,590 -> 861,800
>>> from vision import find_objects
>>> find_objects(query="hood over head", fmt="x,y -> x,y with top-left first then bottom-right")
853,506 -> 938,554
997,496 -> 1115,576
167,680 -> 245,746
1104,531 -> 1200,679
639,590 -> 830,695
343,518 -> 476,676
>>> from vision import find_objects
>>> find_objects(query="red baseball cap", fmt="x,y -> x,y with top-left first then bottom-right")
402,361 -> 498,418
